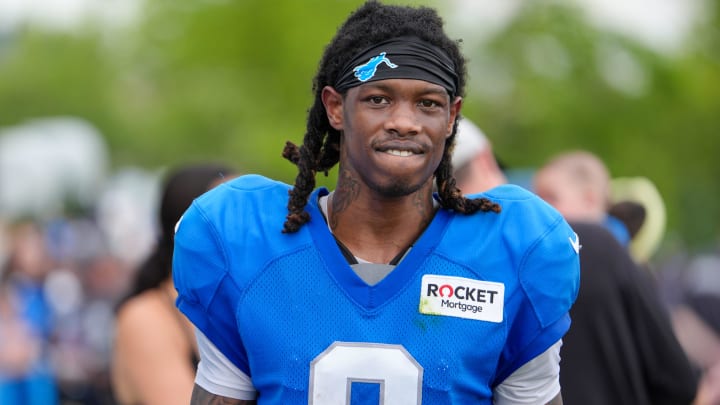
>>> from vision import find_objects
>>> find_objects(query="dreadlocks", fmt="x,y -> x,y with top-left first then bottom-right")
281,0 -> 500,233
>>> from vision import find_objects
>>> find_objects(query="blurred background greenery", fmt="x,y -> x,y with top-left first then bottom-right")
1,0 -> 718,255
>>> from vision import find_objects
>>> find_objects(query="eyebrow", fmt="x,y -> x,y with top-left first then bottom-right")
361,80 -> 449,97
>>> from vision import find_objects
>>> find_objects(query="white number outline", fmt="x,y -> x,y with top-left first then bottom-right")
309,342 -> 423,405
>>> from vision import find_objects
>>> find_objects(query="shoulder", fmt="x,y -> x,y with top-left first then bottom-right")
481,183 -> 537,201
463,185 -> 580,323
175,174 -> 293,249
463,184 -> 564,226
570,221 -> 633,272
173,175 -> 318,302
570,221 -> 623,249
484,184 -> 561,219
193,174 -> 290,212
569,221 -> 640,282
116,291 -> 177,335
226,174 -> 289,191
456,184 -> 572,251
115,290 -> 187,352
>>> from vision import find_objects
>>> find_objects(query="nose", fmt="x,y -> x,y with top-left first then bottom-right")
384,102 -> 421,137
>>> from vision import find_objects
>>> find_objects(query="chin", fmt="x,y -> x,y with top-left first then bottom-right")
374,178 -> 424,198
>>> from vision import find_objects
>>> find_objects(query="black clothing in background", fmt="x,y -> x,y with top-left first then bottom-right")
560,222 -> 699,405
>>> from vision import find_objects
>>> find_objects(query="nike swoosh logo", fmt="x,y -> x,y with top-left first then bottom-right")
569,232 -> 581,254
174,215 -> 184,234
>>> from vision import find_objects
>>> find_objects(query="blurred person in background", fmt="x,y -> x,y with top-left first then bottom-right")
0,220 -> 59,405
532,153 -> 700,404
533,150 -> 631,246
50,250 -> 131,405
112,163 -> 236,405
671,255 -> 720,405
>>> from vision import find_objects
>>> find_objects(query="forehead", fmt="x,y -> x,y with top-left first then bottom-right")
536,165 -> 567,181
535,167 -> 576,189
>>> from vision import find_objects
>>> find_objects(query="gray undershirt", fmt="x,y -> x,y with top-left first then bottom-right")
319,194 -> 409,286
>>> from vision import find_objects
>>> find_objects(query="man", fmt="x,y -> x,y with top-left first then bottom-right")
532,153 -> 698,403
173,1 -> 580,403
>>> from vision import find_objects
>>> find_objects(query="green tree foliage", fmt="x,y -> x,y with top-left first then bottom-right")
110,0 -> 371,183
0,29 -> 115,132
456,1 -> 720,251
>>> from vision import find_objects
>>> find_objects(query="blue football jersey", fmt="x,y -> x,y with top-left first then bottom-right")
174,174 -> 580,404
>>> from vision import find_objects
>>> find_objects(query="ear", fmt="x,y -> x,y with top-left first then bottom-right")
321,86 -> 344,130
447,96 -> 463,138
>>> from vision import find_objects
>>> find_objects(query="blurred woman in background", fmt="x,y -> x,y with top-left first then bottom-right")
111,163 -> 236,405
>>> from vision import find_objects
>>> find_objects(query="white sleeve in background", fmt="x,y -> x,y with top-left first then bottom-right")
493,340 -> 563,405
194,328 -> 257,400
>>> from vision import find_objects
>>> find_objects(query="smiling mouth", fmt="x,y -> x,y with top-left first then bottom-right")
385,149 -> 420,157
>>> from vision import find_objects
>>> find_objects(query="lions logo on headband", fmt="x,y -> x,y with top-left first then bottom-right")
353,52 -> 398,82
334,37 -> 458,95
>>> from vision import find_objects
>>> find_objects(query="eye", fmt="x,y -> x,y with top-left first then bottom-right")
419,99 -> 442,109
368,96 -> 389,105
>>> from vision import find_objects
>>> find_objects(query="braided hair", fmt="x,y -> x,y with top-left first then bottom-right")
282,0 -> 500,233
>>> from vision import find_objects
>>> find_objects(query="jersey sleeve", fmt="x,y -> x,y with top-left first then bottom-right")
493,340 -> 562,405
173,200 -> 250,375
495,208 -> 581,384
195,328 -> 257,400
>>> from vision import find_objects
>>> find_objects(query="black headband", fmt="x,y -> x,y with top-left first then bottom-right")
334,36 -> 458,96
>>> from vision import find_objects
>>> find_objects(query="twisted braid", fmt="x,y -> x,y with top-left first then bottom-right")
281,97 -> 338,233
436,122 -> 502,215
